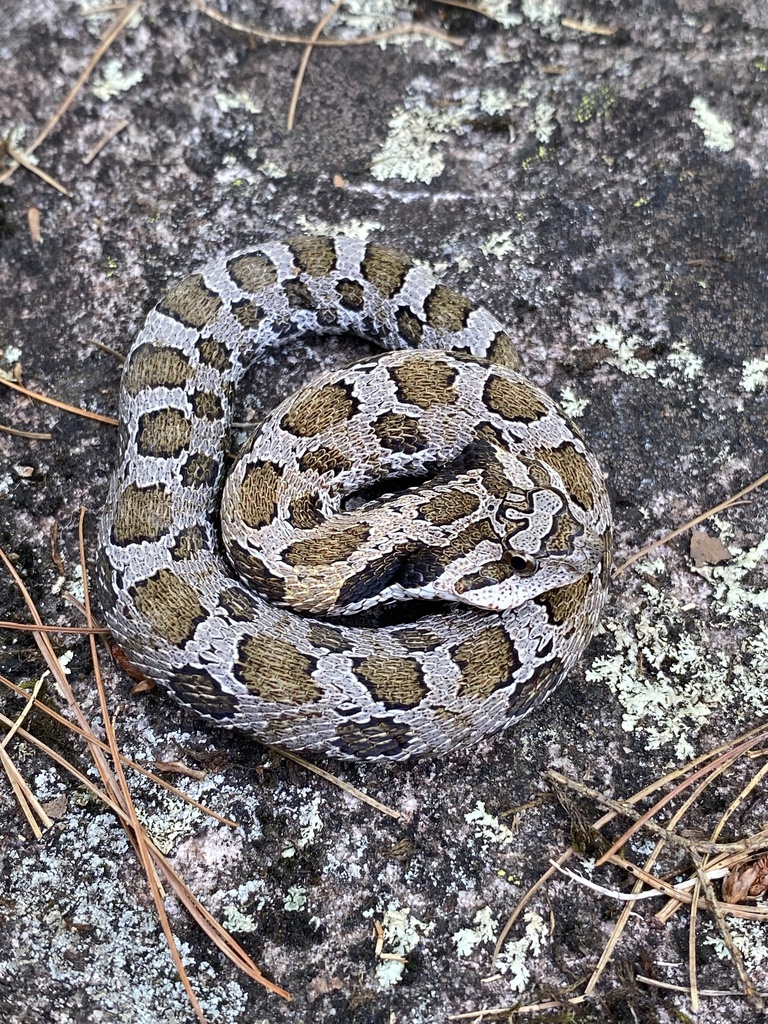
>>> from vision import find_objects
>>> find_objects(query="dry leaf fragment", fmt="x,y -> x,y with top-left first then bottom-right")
690,529 -> 731,567
723,857 -> 768,904
153,760 -> 207,780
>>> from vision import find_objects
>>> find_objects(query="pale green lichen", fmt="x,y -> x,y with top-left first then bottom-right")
371,99 -> 472,183
283,885 -> 308,911
521,0 -> 563,38
294,213 -> 383,239
365,905 -> 434,988
495,909 -> 548,991
465,801 -> 516,845
559,385 -> 589,418
741,356 -> 768,393
586,525 -> 768,759
92,58 -> 143,101
704,918 -> 768,973
453,905 -> 497,957
480,87 -> 513,116
690,96 -> 735,153
214,90 -> 262,115
588,321 -> 656,378
531,101 -> 557,143
659,340 -> 704,387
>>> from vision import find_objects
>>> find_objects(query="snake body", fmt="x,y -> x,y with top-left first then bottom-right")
96,235 -> 612,761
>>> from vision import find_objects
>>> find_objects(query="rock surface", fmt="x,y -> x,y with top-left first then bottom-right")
1,2 -> 767,1023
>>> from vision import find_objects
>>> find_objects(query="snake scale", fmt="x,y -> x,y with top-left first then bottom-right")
96,235 -> 612,761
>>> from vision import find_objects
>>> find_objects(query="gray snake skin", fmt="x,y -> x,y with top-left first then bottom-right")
96,236 -> 612,760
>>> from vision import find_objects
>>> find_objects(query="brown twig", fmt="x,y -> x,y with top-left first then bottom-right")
613,469 -> 768,577
189,0 -> 464,47
0,1 -> 143,186
287,0 -> 345,131
0,424 -> 52,439
4,145 -> 70,196
82,117 -> 130,165
0,376 -> 118,426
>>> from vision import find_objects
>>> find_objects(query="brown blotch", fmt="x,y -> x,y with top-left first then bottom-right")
181,453 -> 218,489
287,235 -> 337,277
505,658 -> 563,718
424,285 -> 475,332
332,718 -> 414,759
488,330 -> 519,370
231,298 -> 265,330
419,488 -> 481,526
234,634 -> 320,703
112,483 -> 174,545
443,518 -> 498,563
361,243 -> 413,299
168,666 -> 241,720
130,569 -> 207,645
335,278 -> 365,310
287,491 -> 324,530
454,560 -> 519,595
389,358 -> 458,409
281,381 -> 357,437
190,389 -> 224,421
483,373 -> 549,423
227,252 -> 278,293
354,655 -> 426,709
298,445 -> 353,475
372,412 -> 424,453
218,586 -> 261,621
396,307 -> 424,345
228,544 -> 287,602
170,526 -> 205,561
136,408 -> 192,458
306,623 -> 348,652
196,337 -> 233,372
235,461 -> 282,530
536,442 -> 595,511
391,625 -> 444,652
537,576 -> 591,625
454,625 -> 520,699
283,524 -> 370,568
546,508 -> 580,555
159,274 -> 222,329
123,344 -> 193,397
283,279 -> 315,310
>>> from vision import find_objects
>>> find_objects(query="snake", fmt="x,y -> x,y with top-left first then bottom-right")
96,235 -> 612,761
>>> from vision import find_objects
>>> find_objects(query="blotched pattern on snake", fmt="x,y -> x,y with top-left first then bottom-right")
96,235 -> 612,761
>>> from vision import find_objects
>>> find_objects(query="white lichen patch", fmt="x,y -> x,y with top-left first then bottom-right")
294,214 -> 383,240
690,96 -> 735,153
531,101 -> 557,144
453,905 -> 497,957
741,356 -> 768,393
659,340 -> 704,385
92,59 -> 143,101
587,528 -> 768,759
589,321 -> 657,378
2,344 -> 21,363
480,230 -> 522,260
214,90 -> 262,115
521,0 -> 563,38
704,918 -> 768,974
479,0 -> 524,29
495,909 -> 548,991
480,88 -> 513,116
465,801 -> 516,846
369,905 -> 434,988
283,885 -> 308,911
559,386 -> 589,418
371,96 -> 476,183
134,793 -> 204,855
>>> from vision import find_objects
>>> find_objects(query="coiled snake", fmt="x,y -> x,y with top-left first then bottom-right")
96,236 -> 612,761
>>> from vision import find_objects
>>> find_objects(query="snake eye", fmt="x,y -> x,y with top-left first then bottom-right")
504,552 -> 537,576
